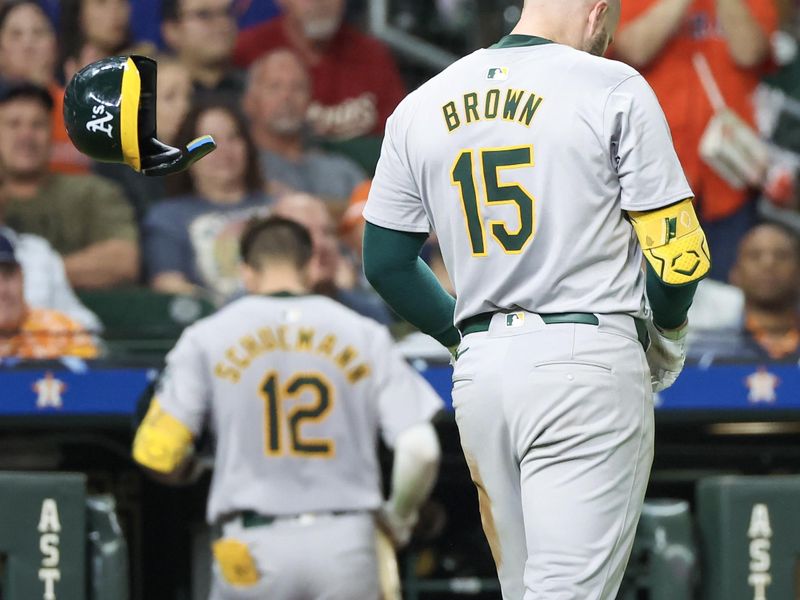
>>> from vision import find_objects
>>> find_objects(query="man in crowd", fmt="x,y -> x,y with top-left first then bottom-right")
234,0 -> 406,139
614,0 -> 778,280
0,224 -> 100,333
272,193 -> 392,324
162,0 -> 244,102
690,222 -> 800,361
0,83 -> 139,289
243,48 -> 367,213
0,231 -> 98,359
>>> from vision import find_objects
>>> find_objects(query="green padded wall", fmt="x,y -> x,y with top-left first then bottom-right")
697,475 -> 800,600
0,472 -> 86,600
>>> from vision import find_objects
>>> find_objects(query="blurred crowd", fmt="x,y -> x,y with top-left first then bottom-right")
0,0 -> 798,364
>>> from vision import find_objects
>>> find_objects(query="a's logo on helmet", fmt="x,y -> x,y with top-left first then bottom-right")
86,104 -> 114,138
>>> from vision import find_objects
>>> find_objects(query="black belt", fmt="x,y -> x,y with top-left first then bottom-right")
459,312 -> 649,350
239,509 -> 360,529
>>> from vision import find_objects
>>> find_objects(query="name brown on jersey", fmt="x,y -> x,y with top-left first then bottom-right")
443,88 -> 544,133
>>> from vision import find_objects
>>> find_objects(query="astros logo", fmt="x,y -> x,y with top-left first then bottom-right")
33,372 -> 66,409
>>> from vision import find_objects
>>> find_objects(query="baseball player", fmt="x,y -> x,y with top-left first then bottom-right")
362,0 -> 710,598
132,216 -> 443,600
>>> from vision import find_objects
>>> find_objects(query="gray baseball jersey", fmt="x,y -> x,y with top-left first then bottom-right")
364,41 -> 692,325
156,294 -> 442,524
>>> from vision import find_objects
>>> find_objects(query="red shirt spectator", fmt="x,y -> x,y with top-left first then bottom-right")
234,12 -> 405,140
616,0 -> 778,223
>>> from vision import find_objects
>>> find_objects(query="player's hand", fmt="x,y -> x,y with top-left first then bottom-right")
645,318 -> 688,392
376,502 -> 418,549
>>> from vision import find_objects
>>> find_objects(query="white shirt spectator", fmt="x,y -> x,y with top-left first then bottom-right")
687,278 -> 745,349
1,227 -> 101,332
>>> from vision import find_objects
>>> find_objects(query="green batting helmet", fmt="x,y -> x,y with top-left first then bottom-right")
63,55 -> 215,176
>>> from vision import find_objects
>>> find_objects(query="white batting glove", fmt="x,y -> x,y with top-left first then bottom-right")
645,319 -> 688,392
377,502 -> 418,549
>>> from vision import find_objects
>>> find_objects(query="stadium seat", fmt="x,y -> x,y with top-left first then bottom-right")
619,499 -> 697,600
78,289 -> 216,356
87,495 -> 130,600
320,135 -> 384,177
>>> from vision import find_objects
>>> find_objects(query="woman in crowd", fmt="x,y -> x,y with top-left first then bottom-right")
59,0 -> 132,62
0,0 -> 90,173
0,0 -> 55,87
143,101 -> 271,304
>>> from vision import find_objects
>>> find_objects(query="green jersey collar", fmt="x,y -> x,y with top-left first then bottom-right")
264,291 -> 307,298
490,34 -> 554,49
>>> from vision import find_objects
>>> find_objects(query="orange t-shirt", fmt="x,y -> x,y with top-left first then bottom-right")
0,308 -> 98,359
49,84 -> 92,175
617,0 -> 777,221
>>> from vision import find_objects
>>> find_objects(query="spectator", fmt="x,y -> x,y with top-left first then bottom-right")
0,82 -> 140,289
341,180 -> 453,299
0,0 -> 91,174
690,222 -> 800,361
0,0 -> 54,87
614,0 -> 778,282
687,277 -> 744,331
338,179 -> 400,315
127,0 -> 279,48
0,231 -> 98,359
339,179 -> 370,263
244,49 -> 367,213
161,0 -> 244,102
143,101 -> 270,303
93,56 -> 193,219
234,0 -> 406,140
0,225 -> 101,332
61,36 -> 106,84
273,192 -> 392,324
59,0 -> 132,62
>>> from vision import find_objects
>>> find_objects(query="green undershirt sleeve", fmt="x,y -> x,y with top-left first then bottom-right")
646,262 -> 700,330
362,222 -> 461,347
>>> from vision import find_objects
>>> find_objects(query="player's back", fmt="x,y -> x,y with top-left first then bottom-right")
370,38 -> 689,324
185,294 -> 420,522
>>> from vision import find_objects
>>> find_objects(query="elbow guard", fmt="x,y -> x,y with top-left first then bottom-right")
132,399 -> 194,474
629,199 -> 711,286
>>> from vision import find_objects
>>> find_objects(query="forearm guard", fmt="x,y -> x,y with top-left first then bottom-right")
629,199 -> 711,286
132,399 -> 194,474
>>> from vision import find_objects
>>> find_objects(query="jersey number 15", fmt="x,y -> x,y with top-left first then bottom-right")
451,145 -> 536,255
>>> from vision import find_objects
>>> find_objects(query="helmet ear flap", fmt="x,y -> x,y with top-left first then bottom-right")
140,138 -> 182,170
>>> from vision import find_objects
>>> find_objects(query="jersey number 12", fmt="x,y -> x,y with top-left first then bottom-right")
451,145 -> 536,255
260,372 -> 335,458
